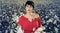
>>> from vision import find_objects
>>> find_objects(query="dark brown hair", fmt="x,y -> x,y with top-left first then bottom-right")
25,1 -> 34,8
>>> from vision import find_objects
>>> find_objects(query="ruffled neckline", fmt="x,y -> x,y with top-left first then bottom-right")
21,15 -> 39,22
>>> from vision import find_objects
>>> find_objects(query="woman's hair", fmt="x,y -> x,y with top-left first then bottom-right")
25,1 -> 34,8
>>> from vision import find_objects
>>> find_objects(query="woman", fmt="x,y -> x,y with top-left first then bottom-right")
18,1 -> 43,33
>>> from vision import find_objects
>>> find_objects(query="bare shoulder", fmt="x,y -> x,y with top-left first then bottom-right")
33,13 -> 40,18
22,13 -> 26,16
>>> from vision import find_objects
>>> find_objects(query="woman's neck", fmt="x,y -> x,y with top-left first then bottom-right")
26,12 -> 33,15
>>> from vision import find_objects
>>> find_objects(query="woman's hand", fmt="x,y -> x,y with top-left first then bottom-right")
33,28 -> 38,33
17,26 -> 24,33
34,26 -> 44,33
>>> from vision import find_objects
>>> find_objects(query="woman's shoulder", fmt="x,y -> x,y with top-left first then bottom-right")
20,14 -> 27,19
33,13 -> 40,18
19,15 -> 24,19
19,14 -> 25,17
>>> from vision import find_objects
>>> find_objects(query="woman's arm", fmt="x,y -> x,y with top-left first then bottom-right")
18,16 -> 23,30
34,14 -> 44,33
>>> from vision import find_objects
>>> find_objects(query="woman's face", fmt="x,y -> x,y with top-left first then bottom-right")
25,4 -> 33,13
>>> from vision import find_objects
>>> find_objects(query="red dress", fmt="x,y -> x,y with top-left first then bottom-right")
18,16 -> 42,33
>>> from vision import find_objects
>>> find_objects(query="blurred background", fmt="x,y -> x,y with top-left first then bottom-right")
0,0 -> 60,33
